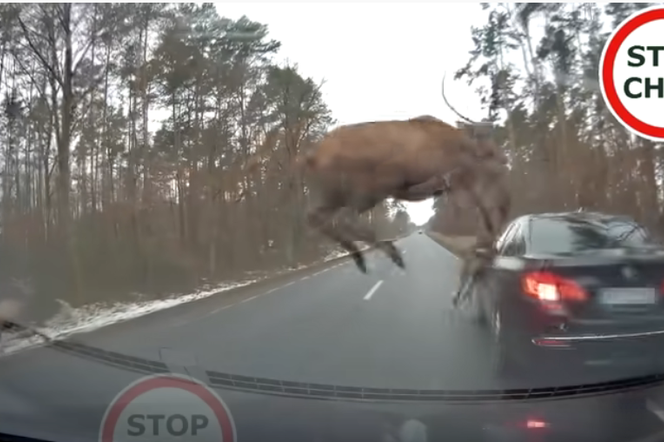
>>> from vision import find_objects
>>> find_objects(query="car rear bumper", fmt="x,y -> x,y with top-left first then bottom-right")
524,327 -> 664,375
532,327 -> 664,344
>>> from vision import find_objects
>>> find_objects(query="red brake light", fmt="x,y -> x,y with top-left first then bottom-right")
525,418 -> 549,429
521,271 -> 588,302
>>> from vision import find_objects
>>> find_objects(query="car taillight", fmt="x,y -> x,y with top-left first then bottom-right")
521,271 -> 588,302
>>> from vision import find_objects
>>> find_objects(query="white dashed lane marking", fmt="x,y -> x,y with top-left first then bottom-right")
188,247 -> 394,323
363,280 -> 384,300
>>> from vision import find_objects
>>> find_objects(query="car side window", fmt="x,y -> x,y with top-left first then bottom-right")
501,223 -> 526,256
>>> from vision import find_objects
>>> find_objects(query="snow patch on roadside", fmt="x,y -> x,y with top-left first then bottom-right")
0,279 -> 257,356
323,248 -> 348,262
0,247 -> 354,357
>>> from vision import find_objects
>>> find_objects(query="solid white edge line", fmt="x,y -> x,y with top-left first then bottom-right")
364,280 -> 384,300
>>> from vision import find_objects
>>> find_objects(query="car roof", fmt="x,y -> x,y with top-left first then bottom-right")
502,212 -> 651,253
515,211 -> 638,227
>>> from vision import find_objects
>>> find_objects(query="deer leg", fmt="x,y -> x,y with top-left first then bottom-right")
335,199 -> 406,270
381,239 -> 405,269
307,204 -> 369,273
445,185 -> 498,307
337,215 -> 405,270
465,186 -> 498,241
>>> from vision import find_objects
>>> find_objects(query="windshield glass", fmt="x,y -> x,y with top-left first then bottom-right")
529,218 -> 654,254
2,3 -> 664,442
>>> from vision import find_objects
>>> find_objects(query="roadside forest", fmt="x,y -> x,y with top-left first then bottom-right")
0,3 -> 414,317
431,3 -> 663,236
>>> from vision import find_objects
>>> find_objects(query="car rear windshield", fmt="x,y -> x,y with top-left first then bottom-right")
529,217 -> 653,254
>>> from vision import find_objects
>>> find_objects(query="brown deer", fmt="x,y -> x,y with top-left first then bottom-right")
297,75 -> 511,273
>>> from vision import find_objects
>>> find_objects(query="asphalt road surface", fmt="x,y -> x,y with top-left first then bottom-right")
73,231 -> 493,390
4,233 -> 664,442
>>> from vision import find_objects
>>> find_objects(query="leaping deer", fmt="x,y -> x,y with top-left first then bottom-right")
297,75 -> 511,273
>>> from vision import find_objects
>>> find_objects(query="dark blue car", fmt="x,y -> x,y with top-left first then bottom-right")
467,211 -> 664,378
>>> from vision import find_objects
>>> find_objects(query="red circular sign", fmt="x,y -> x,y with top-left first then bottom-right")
600,6 -> 664,140
100,374 -> 236,442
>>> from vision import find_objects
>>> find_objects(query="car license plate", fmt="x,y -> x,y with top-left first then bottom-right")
600,288 -> 656,305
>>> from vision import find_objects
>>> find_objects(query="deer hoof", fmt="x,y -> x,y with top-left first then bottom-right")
380,240 -> 405,269
391,250 -> 405,269
352,252 -> 368,273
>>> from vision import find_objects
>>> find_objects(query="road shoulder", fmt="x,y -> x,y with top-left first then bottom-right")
2,244 -> 382,356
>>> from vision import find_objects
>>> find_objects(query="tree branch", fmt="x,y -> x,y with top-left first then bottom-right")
16,14 -> 63,89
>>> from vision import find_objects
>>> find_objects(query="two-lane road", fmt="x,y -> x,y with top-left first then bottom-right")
5,233 -> 664,442
69,232 -> 493,390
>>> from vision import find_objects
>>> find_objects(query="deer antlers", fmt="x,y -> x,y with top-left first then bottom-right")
441,72 -> 478,125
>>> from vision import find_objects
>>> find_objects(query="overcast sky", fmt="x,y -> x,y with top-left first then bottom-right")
216,2 -> 490,225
